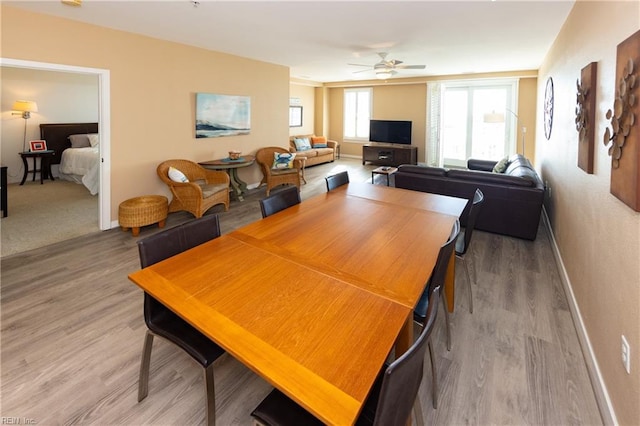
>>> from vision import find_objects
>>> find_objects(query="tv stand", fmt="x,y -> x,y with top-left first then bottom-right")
362,144 -> 417,167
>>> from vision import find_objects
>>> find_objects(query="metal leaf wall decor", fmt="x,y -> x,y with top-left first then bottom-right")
576,62 -> 597,174
575,79 -> 589,140
603,58 -> 637,168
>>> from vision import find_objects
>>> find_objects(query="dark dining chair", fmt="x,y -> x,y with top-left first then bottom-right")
136,214 -> 226,426
250,286 -> 441,426
259,186 -> 301,218
325,170 -> 349,191
456,188 -> 484,313
413,219 -> 460,409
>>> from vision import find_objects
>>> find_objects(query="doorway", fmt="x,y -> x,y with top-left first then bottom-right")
1,57 -> 111,230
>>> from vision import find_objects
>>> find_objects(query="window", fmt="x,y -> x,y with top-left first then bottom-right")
343,88 -> 372,140
429,79 -> 518,168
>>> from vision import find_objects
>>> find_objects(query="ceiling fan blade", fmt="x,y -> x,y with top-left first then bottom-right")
348,63 -> 371,67
353,68 -> 373,74
394,65 -> 426,70
389,59 -> 404,66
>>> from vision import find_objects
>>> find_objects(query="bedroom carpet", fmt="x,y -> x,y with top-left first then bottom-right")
1,180 -> 99,257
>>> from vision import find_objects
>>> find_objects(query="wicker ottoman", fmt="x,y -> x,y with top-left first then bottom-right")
119,195 -> 168,237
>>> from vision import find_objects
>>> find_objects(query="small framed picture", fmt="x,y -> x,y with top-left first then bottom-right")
289,106 -> 302,127
29,140 -> 47,152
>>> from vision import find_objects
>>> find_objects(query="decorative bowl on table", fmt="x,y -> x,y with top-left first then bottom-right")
228,150 -> 242,160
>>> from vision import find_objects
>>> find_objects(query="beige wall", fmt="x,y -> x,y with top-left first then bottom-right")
1,6 -> 289,221
327,74 -> 537,164
289,83 -> 315,136
538,1 -> 640,424
518,78 -> 537,162
329,83 -> 427,161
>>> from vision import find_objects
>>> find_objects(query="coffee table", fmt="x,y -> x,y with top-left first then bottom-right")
371,165 -> 398,186
199,155 -> 255,201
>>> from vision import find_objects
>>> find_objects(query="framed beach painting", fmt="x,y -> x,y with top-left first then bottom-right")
195,93 -> 251,138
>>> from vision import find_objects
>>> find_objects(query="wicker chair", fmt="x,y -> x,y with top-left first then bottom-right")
255,147 -> 302,196
157,159 -> 230,218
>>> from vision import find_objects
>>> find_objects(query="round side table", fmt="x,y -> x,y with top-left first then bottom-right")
199,155 -> 255,201
19,150 -> 56,185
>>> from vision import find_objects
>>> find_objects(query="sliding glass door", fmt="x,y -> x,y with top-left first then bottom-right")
441,81 -> 516,167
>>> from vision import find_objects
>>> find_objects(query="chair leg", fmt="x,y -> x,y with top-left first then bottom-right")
428,339 -> 438,409
458,255 -> 474,314
204,364 -> 216,426
138,330 -> 154,402
440,291 -> 452,351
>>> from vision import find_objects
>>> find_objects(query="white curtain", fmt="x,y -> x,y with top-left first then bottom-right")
426,82 -> 442,167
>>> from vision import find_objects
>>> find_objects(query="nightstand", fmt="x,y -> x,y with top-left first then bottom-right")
19,150 -> 55,185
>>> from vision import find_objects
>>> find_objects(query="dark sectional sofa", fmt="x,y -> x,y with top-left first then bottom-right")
394,154 -> 545,240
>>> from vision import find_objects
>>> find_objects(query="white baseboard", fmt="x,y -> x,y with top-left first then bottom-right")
541,208 -> 616,425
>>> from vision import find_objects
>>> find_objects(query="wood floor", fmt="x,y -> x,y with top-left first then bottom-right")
0,158 -> 602,425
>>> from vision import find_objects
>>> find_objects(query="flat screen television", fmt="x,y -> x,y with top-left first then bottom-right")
369,119 -> 412,145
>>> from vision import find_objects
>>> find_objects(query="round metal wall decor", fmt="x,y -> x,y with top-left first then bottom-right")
544,77 -> 554,140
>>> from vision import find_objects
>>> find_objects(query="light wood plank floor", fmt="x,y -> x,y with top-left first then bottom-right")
1,158 -> 602,425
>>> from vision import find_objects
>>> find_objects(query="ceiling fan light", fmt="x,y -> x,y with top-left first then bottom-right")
376,71 -> 392,80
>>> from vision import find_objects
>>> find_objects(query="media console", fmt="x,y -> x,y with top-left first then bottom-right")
362,144 -> 418,167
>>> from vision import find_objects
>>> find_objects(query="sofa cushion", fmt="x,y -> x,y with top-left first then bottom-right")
313,147 -> 334,156
448,169 -> 534,187
272,152 -> 296,169
293,137 -> 312,151
504,154 -> 531,172
198,183 -> 228,198
311,136 -> 328,148
492,156 -> 510,173
295,149 -> 318,159
505,165 -> 540,185
397,165 -> 447,176
168,166 -> 189,183
467,159 -> 497,171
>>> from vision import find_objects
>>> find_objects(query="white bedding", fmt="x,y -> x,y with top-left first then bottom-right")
59,146 -> 100,195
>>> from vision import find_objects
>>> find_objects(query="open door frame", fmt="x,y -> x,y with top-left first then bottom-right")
1,57 -> 111,230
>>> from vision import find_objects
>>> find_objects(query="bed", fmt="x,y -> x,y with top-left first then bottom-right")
40,123 -> 100,195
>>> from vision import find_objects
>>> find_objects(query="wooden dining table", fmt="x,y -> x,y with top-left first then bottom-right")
128,182 -> 466,425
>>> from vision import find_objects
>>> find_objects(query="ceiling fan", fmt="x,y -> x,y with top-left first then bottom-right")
349,52 -> 426,79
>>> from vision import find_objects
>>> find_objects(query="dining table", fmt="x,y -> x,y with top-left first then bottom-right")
128,182 -> 467,425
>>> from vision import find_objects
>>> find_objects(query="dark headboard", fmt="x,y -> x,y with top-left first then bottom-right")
40,122 -> 99,165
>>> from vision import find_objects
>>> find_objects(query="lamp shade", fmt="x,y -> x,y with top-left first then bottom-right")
12,100 -> 38,113
483,111 -> 505,123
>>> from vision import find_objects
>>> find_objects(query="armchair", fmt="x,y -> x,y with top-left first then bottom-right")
157,159 -> 230,218
255,147 -> 302,196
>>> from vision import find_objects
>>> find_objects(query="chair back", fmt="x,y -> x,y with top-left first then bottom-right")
325,171 -> 349,191
255,147 -> 289,175
157,159 -> 208,185
459,188 -> 484,255
138,214 -> 221,268
414,219 -> 460,321
372,286 -> 441,426
138,215 -> 221,328
431,219 -> 460,291
260,186 -> 301,218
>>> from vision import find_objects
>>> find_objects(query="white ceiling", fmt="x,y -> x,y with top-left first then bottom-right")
7,0 -> 575,83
